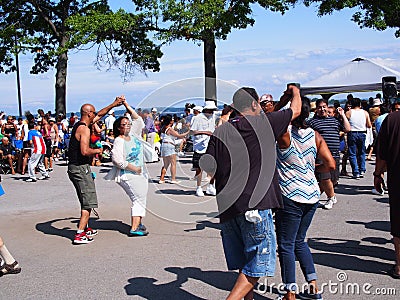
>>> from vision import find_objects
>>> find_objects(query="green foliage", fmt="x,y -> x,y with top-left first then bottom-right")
0,0 -> 162,77
134,0 -> 297,43
303,0 -> 400,37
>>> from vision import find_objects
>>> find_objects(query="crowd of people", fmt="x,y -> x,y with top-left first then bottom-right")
1,88 -> 400,300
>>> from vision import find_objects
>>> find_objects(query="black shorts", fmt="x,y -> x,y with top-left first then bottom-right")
315,156 -> 340,184
192,151 -> 204,169
44,139 -> 52,158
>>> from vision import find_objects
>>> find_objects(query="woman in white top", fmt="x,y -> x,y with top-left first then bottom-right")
345,98 -> 372,179
107,99 -> 149,236
158,115 -> 189,184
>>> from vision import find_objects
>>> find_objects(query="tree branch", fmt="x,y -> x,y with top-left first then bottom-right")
28,0 -> 59,38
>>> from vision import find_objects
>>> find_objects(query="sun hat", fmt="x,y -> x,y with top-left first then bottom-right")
260,94 -> 274,103
193,106 -> 203,112
373,98 -> 382,106
203,101 -> 218,110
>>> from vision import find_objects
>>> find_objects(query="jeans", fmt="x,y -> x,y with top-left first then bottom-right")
275,196 -> 318,291
347,131 -> 366,176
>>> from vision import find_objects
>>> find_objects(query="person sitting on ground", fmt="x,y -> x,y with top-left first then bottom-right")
1,115 -> 17,147
0,136 -> 18,175
159,115 -> 189,184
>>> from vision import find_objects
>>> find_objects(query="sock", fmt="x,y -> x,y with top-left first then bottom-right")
77,230 -> 84,234
0,245 -> 16,265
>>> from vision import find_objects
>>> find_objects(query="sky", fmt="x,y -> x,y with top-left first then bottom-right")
1,1 -> 400,116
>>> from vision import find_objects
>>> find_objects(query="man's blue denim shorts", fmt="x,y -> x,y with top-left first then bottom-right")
220,209 -> 276,277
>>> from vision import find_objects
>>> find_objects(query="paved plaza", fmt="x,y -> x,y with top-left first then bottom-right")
0,156 -> 398,299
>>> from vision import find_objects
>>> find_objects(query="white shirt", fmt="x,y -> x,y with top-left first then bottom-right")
190,113 -> 216,153
105,115 -> 116,130
130,117 -> 145,138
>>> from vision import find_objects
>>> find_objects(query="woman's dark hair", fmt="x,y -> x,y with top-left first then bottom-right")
351,97 -> 361,108
292,96 -> 311,129
221,105 -> 233,116
161,114 -> 173,132
113,116 -> 129,136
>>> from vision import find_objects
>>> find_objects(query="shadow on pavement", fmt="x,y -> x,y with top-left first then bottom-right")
335,183 -> 375,195
124,267 -> 272,299
346,220 -> 390,233
155,189 -> 198,196
184,220 -> 222,232
36,217 -> 131,241
309,237 -> 394,275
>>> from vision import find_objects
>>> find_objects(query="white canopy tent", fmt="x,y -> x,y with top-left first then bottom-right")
301,57 -> 400,98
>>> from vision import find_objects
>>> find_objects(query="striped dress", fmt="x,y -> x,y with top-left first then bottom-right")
276,126 -> 320,204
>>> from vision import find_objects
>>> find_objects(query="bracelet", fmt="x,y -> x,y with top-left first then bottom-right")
373,172 -> 382,177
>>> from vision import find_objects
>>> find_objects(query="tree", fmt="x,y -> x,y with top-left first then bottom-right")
134,0 -> 297,104
0,1 -> 162,115
303,0 -> 400,37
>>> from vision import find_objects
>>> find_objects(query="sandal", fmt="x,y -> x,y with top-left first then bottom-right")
0,259 -> 21,276
387,265 -> 400,279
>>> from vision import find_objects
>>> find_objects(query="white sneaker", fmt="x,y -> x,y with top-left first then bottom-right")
323,199 -> 334,210
371,188 -> 384,196
331,196 -> 337,204
196,187 -> 204,197
206,184 -> 216,196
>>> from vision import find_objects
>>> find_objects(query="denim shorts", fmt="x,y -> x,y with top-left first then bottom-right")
160,143 -> 175,157
220,209 -> 276,277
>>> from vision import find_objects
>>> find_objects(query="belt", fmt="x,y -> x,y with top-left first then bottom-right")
163,141 -> 175,145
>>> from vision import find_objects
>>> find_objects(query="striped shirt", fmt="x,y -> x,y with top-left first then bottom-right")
277,126 -> 320,204
307,116 -> 343,158
27,129 -> 46,154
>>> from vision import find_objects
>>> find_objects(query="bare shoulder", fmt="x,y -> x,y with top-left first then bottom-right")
75,123 -> 89,141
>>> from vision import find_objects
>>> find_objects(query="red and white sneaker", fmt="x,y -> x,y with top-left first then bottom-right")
85,227 -> 98,237
73,232 -> 93,244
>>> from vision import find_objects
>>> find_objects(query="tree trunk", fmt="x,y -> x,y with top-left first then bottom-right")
203,32 -> 217,105
55,37 -> 68,115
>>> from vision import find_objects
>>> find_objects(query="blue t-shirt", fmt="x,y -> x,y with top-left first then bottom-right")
121,136 -> 143,175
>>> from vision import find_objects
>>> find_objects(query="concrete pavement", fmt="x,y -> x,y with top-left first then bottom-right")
0,156 -> 398,299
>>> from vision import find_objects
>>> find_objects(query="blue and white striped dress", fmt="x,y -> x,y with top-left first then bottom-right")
276,126 -> 320,204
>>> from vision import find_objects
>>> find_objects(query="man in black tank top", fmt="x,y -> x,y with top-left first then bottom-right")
67,97 -> 123,244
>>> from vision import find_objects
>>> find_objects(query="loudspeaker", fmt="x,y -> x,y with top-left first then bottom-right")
382,76 -> 397,100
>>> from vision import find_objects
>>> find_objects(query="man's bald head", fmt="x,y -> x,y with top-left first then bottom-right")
80,104 -> 96,116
